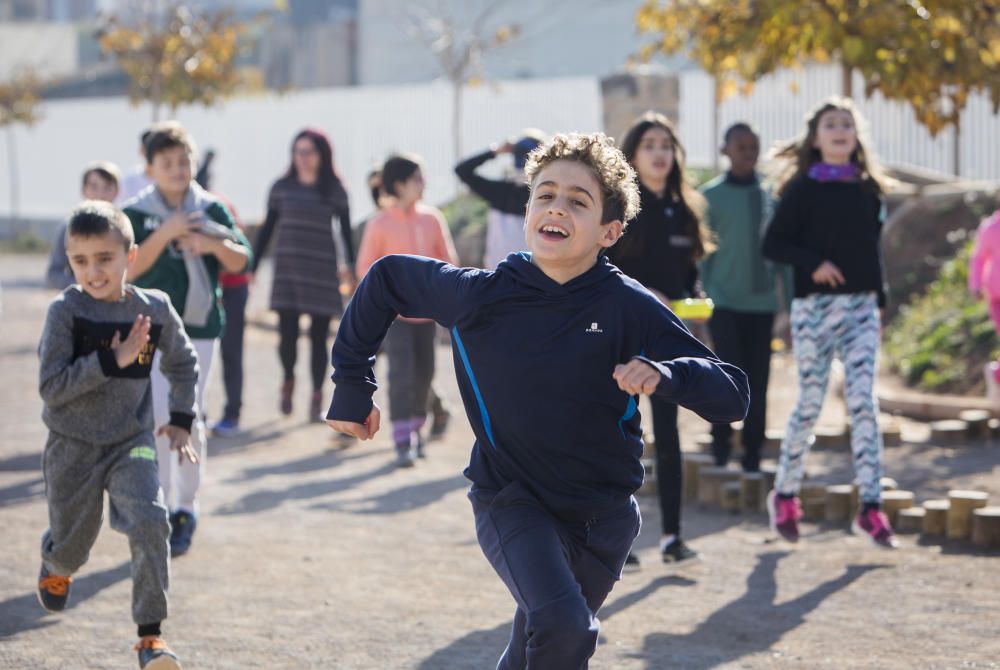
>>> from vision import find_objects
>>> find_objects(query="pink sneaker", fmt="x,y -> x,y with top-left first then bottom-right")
852,508 -> 900,549
767,490 -> 802,542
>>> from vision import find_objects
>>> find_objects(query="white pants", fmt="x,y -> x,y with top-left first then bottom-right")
152,337 -> 215,513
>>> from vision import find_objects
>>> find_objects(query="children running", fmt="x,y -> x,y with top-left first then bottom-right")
762,97 -> 897,549
37,201 -> 199,670
327,132 -> 749,667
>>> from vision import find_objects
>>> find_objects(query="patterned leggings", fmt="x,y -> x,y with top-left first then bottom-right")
776,293 -> 884,504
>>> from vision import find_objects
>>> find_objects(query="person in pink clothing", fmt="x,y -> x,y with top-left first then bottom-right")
969,209 -> 1000,399
355,153 -> 459,466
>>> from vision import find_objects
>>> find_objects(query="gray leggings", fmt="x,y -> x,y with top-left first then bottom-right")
385,320 -> 437,422
41,432 -> 170,625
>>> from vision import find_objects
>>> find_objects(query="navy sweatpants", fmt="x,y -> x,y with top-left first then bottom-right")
469,481 -> 641,669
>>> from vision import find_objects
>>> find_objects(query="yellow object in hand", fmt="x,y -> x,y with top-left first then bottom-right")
670,298 -> 714,320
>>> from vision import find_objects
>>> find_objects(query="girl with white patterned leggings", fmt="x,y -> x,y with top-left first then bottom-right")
761,97 -> 898,549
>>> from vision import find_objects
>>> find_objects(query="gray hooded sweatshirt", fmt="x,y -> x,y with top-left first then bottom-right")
38,285 -> 198,445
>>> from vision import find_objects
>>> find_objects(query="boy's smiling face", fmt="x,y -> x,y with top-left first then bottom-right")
524,159 -> 622,284
66,231 -> 136,302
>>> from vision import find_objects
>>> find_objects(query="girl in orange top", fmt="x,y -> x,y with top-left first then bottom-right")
355,154 -> 459,466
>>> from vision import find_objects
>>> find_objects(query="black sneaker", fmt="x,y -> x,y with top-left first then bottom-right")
661,539 -> 700,565
623,552 -> 641,572
135,636 -> 181,669
37,565 -> 71,612
428,409 -> 451,441
169,511 -> 197,557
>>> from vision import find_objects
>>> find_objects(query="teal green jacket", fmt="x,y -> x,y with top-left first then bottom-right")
124,186 -> 252,340
698,173 -> 792,313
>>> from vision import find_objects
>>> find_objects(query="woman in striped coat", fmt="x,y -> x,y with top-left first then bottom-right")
254,128 -> 354,421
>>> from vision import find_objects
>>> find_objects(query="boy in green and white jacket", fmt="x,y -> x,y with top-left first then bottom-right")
122,121 -> 252,556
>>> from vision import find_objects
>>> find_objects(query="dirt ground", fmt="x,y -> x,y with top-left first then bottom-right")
1,253 -> 998,670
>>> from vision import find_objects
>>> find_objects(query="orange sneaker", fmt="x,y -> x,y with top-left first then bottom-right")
37,565 -> 72,612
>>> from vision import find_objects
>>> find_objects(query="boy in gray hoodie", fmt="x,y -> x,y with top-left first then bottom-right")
37,200 -> 199,670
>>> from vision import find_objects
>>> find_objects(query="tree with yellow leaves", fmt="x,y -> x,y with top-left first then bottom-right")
636,0 -> 1000,143
0,69 -> 42,223
98,3 -> 250,122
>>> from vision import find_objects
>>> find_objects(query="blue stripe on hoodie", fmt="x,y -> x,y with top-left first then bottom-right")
327,253 -> 749,520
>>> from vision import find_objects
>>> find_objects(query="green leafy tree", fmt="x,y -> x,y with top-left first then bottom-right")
99,3 -> 252,121
0,69 -> 43,224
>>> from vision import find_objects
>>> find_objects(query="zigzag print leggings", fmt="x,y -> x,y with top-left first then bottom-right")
776,292 -> 884,504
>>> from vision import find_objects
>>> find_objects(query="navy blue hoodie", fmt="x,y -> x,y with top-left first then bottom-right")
327,252 -> 749,520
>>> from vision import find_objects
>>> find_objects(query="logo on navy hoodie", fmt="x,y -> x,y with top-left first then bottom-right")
585,321 -> 603,334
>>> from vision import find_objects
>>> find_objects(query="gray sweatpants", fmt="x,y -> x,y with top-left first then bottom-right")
41,432 -> 171,626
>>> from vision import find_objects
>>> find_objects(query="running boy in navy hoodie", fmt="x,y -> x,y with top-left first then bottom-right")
326,132 -> 749,669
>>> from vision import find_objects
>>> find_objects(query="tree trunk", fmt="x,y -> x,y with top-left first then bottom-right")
6,125 -> 18,225
841,63 -> 853,98
712,76 -> 720,172
451,79 -> 462,164
952,116 -> 961,177
151,65 -> 163,122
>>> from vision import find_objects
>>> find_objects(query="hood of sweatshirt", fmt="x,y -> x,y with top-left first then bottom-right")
493,251 -> 621,298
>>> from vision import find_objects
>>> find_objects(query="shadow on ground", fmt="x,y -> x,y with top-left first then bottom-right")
0,561 -> 130,639
417,574 -> 694,669
632,551 -> 889,669
310,473 -> 469,515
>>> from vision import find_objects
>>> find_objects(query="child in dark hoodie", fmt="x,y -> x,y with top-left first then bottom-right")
326,132 -> 749,668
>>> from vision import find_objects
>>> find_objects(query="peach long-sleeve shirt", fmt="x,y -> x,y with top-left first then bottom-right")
355,202 -> 459,322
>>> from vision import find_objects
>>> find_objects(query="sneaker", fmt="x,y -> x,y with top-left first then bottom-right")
37,565 -> 71,612
623,552 -> 641,572
169,511 -> 197,557
428,408 -> 451,441
280,379 -> 294,416
767,489 -> 803,542
852,507 -> 900,549
309,390 -> 324,424
661,538 -> 700,564
210,418 -> 239,437
415,435 -> 426,459
395,444 -> 415,468
135,636 -> 181,669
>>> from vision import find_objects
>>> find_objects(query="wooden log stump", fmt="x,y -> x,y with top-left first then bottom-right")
813,426 -> 849,450
698,466 -> 741,507
930,420 -> 970,446
850,483 -> 861,521
802,496 -> 827,522
800,482 -> 828,502
881,490 -> 915,525
757,465 -> 778,511
740,473 -> 764,511
879,476 -> 898,492
947,490 -> 990,539
880,420 -> 903,447
972,507 -> 1000,548
638,458 -> 657,496
681,453 -> 714,501
922,499 -> 950,536
989,418 -> 1000,439
763,430 -> 783,450
825,484 -> 854,522
720,481 -> 742,513
959,409 -> 991,440
896,506 -> 925,534
694,433 -> 714,454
